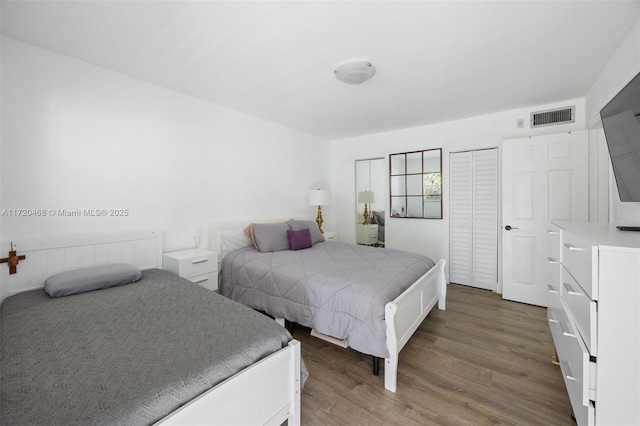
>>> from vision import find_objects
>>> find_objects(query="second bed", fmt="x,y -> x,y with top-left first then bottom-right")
198,219 -> 446,392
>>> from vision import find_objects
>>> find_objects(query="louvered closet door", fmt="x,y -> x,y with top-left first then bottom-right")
471,149 -> 498,290
450,149 -> 498,291
450,152 -> 473,285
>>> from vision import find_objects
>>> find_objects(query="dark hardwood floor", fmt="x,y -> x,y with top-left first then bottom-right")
294,283 -> 573,425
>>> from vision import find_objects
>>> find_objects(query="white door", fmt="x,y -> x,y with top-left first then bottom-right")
450,148 -> 498,290
502,131 -> 588,306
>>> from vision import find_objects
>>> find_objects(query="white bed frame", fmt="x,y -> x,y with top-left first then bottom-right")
0,231 -> 301,426
195,219 -> 447,393
384,258 -> 446,392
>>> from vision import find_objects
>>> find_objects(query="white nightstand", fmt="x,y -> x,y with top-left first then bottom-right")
163,248 -> 218,291
323,231 -> 338,242
357,224 -> 378,245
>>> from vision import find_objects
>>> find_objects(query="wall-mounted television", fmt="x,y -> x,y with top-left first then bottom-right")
600,71 -> 640,203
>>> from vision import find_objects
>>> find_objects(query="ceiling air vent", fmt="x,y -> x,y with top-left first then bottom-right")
530,106 -> 575,128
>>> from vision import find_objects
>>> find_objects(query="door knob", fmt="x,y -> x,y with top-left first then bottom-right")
505,225 -> 518,231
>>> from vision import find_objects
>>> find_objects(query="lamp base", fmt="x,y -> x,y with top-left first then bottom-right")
315,205 -> 325,234
363,203 -> 370,225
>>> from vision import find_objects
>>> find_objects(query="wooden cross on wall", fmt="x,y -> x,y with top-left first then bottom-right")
0,243 -> 26,274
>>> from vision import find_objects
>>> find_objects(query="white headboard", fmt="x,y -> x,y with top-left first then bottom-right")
0,230 -> 162,303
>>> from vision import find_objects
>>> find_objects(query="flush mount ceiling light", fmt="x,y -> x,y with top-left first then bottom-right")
334,59 -> 376,85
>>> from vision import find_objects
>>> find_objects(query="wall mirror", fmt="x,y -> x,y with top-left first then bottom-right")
389,148 -> 442,219
355,157 -> 385,246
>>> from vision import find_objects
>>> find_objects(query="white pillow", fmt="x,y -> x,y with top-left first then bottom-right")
220,229 -> 252,259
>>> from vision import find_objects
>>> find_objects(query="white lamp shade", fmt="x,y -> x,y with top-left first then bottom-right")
358,191 -> 375,203
309,189 -> 331,206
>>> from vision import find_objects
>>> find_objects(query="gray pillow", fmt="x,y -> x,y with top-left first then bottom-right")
252,223 -> 290,252
372,211 -> 385,226
287,220 -> 325,244
44,263 -> 142,298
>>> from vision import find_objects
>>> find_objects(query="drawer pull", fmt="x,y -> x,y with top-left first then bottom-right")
547,284 -> 558,294
560,321 -> 576,338
562,282 -> 582,296
193,277 -> 209,284
561,360 -> 576,381
547,231 -> 560,235
547,257 -> 560,264
563,243 -> 585,252
548,312 -> 559,324
191,258 -> 209,264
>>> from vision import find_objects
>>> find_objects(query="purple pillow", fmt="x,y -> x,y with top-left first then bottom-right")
287,228 -> 313,250
287,220 -> 325,244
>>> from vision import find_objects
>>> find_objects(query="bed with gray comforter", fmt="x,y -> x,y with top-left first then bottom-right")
0,269 -> 297,426
220,241 -> 435,359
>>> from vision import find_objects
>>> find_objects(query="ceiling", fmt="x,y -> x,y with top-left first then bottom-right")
2,1 -> 639,140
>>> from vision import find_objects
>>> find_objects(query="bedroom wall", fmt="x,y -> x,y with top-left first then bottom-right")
331,18 -> 640,281
329,98 -> 587,280
0,37 -> 330,251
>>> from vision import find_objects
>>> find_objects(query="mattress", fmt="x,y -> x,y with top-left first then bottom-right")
0,269 -> 295,425
220,241 -> 435,358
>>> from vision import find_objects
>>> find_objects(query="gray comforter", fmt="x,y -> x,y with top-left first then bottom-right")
0,269 -> 296,426
220,241 -> 435,358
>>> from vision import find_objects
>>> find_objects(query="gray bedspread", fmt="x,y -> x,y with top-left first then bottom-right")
0,269 -> 297,426
220,241 -> 435,358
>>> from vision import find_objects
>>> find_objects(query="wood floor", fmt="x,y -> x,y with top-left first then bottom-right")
294,283 -> 574,426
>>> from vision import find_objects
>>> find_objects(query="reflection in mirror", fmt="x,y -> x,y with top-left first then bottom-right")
355,157 -> 385,247
389,148 -> 442,219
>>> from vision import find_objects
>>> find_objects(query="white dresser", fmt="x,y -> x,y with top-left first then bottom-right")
163,248 -> 218,291
547,221 -> 640,425
357,224 -> 378,245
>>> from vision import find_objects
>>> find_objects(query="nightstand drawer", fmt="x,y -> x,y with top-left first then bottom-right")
561,266 -> 597,356
357,225 -> 378,245
562,232 -> 597,299
323,231 -> 338,241
178,254 -> 216,278
163,248 -> 218,279
188,273 -> 218,291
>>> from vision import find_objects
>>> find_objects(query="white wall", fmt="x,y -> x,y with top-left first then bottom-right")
330,98 -> 587,279
585,18 -> 640,225
0,37 -> 330,250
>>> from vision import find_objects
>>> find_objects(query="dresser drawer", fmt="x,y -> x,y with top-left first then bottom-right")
561,266 -> 597,356
188,272 -> 218,291
547,225 -> 562,263
557,318 -> 593,408
547,259 -> 562,293
562,232 -> 598,300
547,287 -> 567,349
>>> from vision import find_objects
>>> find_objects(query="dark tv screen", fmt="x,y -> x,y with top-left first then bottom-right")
600,71 -> 640,202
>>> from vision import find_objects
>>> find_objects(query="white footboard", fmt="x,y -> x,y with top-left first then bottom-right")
158,340 -> 301,425
384,259 -> 446,392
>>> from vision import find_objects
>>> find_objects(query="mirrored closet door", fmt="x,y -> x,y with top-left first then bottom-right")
355,158 -> 385,247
